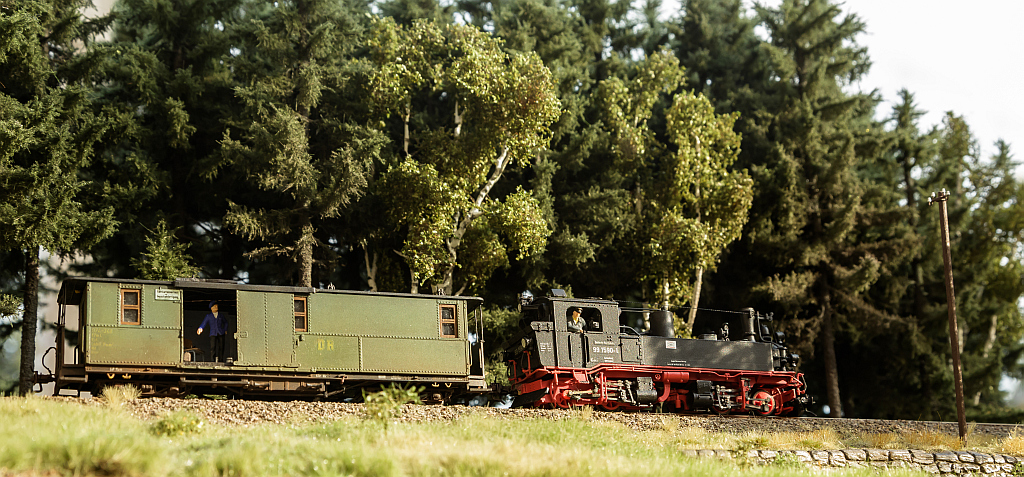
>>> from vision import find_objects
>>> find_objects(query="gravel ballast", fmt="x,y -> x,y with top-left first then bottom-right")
55,396 -> 1017,439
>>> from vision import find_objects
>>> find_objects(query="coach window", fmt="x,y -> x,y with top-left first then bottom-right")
440,304 -> 457,338
120,289 -> 141,325
294,296 -> 308,332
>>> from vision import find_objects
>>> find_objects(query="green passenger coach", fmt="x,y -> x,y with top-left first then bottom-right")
45,277 -> 487,400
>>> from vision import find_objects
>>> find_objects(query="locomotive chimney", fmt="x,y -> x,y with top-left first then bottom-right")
648,310 -> 675,338
739,307 -> 758,341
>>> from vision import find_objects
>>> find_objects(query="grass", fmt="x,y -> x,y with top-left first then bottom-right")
99,384 -> 142,408
0,396 -> 1004,477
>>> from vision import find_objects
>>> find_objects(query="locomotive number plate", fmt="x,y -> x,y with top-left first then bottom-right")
665,341 -> 677,349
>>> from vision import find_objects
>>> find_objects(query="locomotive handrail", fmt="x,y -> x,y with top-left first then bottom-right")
619,304 -> 750,315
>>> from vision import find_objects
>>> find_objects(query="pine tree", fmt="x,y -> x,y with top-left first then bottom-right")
671,0 -> 768,107
75,0 -> 245,280
740,0 -> 884,417
0,0 -> 117,395
131,219 -> 201,280
221,0 -> 381,287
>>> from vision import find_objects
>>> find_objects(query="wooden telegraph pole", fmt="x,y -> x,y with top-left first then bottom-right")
928,188 -> 967,440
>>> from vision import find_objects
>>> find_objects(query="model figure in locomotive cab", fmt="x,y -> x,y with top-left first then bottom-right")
501,290 -> 810,415
38,277 -> 487,401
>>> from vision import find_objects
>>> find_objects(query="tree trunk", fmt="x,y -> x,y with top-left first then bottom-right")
409,269 -> 419,294
660,276 -> 670,311
18,246 -> 40,396
362,242 -> 378,292
901,151 -> 927,321
686,162 -> 702,331
403,103 -> 411,156
973,314 -> 999,405
821,290 -> 843,417
686,267 -> 703,328
298,224 -> 313,287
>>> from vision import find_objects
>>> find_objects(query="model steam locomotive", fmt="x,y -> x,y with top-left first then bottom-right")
35,277 -> 809,415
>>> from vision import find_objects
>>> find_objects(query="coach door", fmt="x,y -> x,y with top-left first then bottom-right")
235,291 -> 296,367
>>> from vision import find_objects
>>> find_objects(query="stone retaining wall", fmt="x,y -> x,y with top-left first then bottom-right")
682,449 -> 1022,475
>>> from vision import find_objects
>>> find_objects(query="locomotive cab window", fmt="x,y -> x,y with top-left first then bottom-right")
294,296 -> 307,332
439,304 -> 457,337
566,307 -> 602,332
120,289 -> 141,325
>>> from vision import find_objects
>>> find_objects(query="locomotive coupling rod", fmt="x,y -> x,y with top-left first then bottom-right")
929,188 -> 967,441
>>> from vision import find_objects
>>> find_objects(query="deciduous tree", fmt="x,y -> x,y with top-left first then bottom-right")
366,18 -> 560,294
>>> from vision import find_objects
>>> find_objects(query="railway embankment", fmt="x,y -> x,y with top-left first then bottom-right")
48,396 -> 1024,475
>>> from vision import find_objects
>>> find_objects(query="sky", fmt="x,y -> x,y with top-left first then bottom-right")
834,0 -> 1024,163
683,0 -> 1024,164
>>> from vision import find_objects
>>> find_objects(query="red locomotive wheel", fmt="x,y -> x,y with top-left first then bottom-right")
555,390 -> 572,409
600,401 -> 621,411
752,391 -> 776,415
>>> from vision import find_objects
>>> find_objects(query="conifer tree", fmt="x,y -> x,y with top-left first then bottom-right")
76,0 -> 245,279
221,0 -> 382,287
928,119 -> 1024,415
131,219 -> 201,280
0,0 -> 117,394
671,0 -> 770,114
742,0 -> 884,417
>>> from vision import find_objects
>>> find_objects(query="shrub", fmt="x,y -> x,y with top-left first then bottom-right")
150,410 -> 204,437
363,384 -> 422,432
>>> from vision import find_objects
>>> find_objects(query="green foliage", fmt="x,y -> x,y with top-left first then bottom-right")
481,305 -> 521,385
131,219 -> 200,280
0,295 -> 20,317
221,0 -> 381,287
365,17 -> 560,294
0,0 -> 119,395
6,0 -> 1024,419
362,384 -> 422,431
150,410 -> 205,437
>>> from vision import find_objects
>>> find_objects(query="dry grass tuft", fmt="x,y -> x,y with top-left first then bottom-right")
900,430 -> 964,450
674,426 -> 714,448
658,416 -> 679,433
754,427 -> 842,450
855,432 -> 903,449
100,384 -> 141,408
1000,432 -> 1024,455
